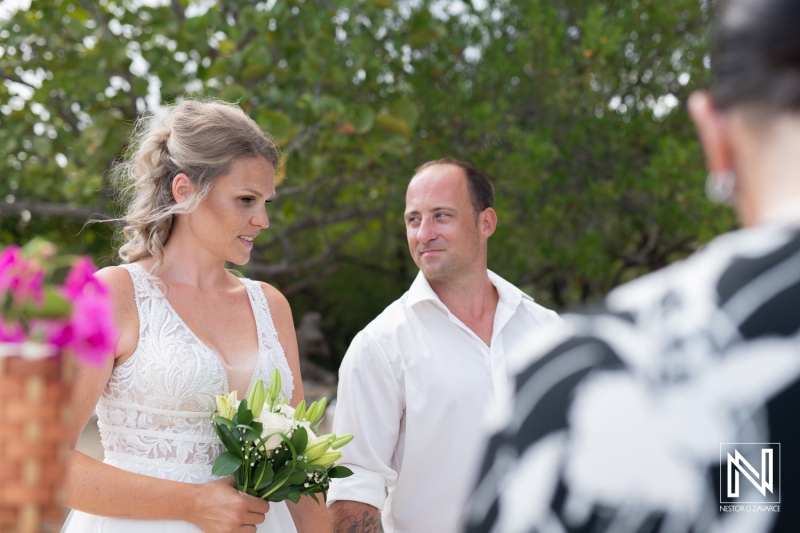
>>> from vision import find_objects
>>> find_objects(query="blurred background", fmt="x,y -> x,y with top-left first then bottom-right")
0,0 -> 733,379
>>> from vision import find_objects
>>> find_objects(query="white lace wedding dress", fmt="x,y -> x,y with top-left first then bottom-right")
61,263 -> 298,532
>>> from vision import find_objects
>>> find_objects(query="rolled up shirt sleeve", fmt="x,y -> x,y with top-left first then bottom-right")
328,330 -> 405,511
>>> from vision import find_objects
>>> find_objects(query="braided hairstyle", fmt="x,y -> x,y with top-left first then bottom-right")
113,99 -> 279,274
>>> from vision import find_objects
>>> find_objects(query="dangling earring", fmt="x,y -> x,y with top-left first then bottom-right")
705,170 -> 736,205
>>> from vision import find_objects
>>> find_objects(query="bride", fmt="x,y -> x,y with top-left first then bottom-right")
62,100 -> 330,532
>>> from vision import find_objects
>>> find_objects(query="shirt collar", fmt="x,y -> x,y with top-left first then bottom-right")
405,269 -> 524,311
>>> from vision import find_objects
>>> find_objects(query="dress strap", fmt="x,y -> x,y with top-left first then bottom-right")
241,278 -> 280,341
240,278 -> 295,401
118,263 -> 152,334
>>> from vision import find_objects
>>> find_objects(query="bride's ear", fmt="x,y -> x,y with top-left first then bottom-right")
688,91 -> 734,174
172,173 -> 194,204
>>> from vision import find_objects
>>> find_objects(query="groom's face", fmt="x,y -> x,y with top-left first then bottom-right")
404,164 -> 483,283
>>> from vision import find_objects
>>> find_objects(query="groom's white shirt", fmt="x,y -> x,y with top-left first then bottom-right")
328,270 -> 560,533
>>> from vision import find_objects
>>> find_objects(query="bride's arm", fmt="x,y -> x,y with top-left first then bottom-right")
63,267 -> 270,533
262,282 -> 333,533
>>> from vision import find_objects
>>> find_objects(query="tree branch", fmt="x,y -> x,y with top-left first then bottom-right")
247,250 -> 334,278
284,123 -> 322,154
337,252 -> 402,279
0,200 -> 115,222
276,206 -> 388,239
281,264 -> 339,296
0,70 -> 36,90
48,97 -> 81,134
79,0 -> 116,42
238,28 -> 257,49
171,0 -> 186,22
248,220 -> 368,278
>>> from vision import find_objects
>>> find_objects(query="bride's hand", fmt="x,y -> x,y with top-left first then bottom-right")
189,477 -> 271,533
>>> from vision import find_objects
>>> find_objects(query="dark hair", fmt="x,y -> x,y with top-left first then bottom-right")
713,0 -> 800,111
413,158 -> 494,218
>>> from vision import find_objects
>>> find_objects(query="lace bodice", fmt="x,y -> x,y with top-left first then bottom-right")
96,263 -> 294,483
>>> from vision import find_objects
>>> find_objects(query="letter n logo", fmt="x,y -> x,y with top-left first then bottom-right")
720,443 -> 780,504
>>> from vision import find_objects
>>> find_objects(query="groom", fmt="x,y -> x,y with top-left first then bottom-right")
327,158 -> 560,532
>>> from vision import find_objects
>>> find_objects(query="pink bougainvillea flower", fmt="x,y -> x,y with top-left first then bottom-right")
0,246 -> 44,304
0,245 -> 22,294
13,268 -> 45,304
0,320 -> 25,343
1,242 -> 115,367
29,319 -> 70,347
67,293 -> 118,366
63,257 -> 108,300
47,322 -> 73,348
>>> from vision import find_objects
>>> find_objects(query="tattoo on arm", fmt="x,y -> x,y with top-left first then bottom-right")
334,511 -> 383,533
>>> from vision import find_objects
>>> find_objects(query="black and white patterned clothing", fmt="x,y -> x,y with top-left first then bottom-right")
466,224 -> 800,533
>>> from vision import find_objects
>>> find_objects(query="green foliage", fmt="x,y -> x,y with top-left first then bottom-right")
0,0 -> 735,360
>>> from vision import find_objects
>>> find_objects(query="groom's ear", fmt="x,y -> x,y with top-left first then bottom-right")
478,207 -> 497,239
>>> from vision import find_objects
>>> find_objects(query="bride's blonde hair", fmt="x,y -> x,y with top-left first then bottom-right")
113,99 -> 279,274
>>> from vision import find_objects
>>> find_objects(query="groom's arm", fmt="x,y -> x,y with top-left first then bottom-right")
330,500 -> 383,533
327,330 -> 403,532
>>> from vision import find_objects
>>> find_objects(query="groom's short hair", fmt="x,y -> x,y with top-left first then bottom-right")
413,158 -> 494,219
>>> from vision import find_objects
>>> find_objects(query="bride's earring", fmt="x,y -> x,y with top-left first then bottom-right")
705,170 -> 736,204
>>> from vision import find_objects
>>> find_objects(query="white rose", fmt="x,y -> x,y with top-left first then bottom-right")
256,410 -> 297,451
276,403 -> 296,418
298,420 -> 318,444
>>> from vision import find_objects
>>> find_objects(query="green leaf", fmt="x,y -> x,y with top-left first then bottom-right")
313,95 -> 344,116
286,490 -> 302,504
237,400 -> 253,425
335,0 -> 359,7
22,287 -> 71,319
269,440 -> 291,466
214,425 -> 244,459
240,63 -> 270,82
389,99 -> 419,129
211,451 -> 243,477
219,83 -> 247,104
291,426 -> 308,455
218,38 -> 237,56
240,425 -> 260,442
375,114 -> 411,136
257,110 -> 295,146
259,472 -> 292,499
294,460 -> 316,472
265,485 -> 293,502
211,416 -> 236,428
286,469 -> 307,486
328,466 -> 353,479
248,421 -> 263,438
254,461 -> 275,491
350,105 -> 375,134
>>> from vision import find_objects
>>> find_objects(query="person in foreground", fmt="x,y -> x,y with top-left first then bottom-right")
466,0 -> 800,531
327,159 -> 561,532
62,100 -> 330,532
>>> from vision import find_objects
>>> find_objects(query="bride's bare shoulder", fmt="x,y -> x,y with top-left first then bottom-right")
94,265 -> 139,351
254,281 -> 291,313
95,265 -> 136,297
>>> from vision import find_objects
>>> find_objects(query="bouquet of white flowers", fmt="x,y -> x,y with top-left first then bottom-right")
210,369 -> 353,504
